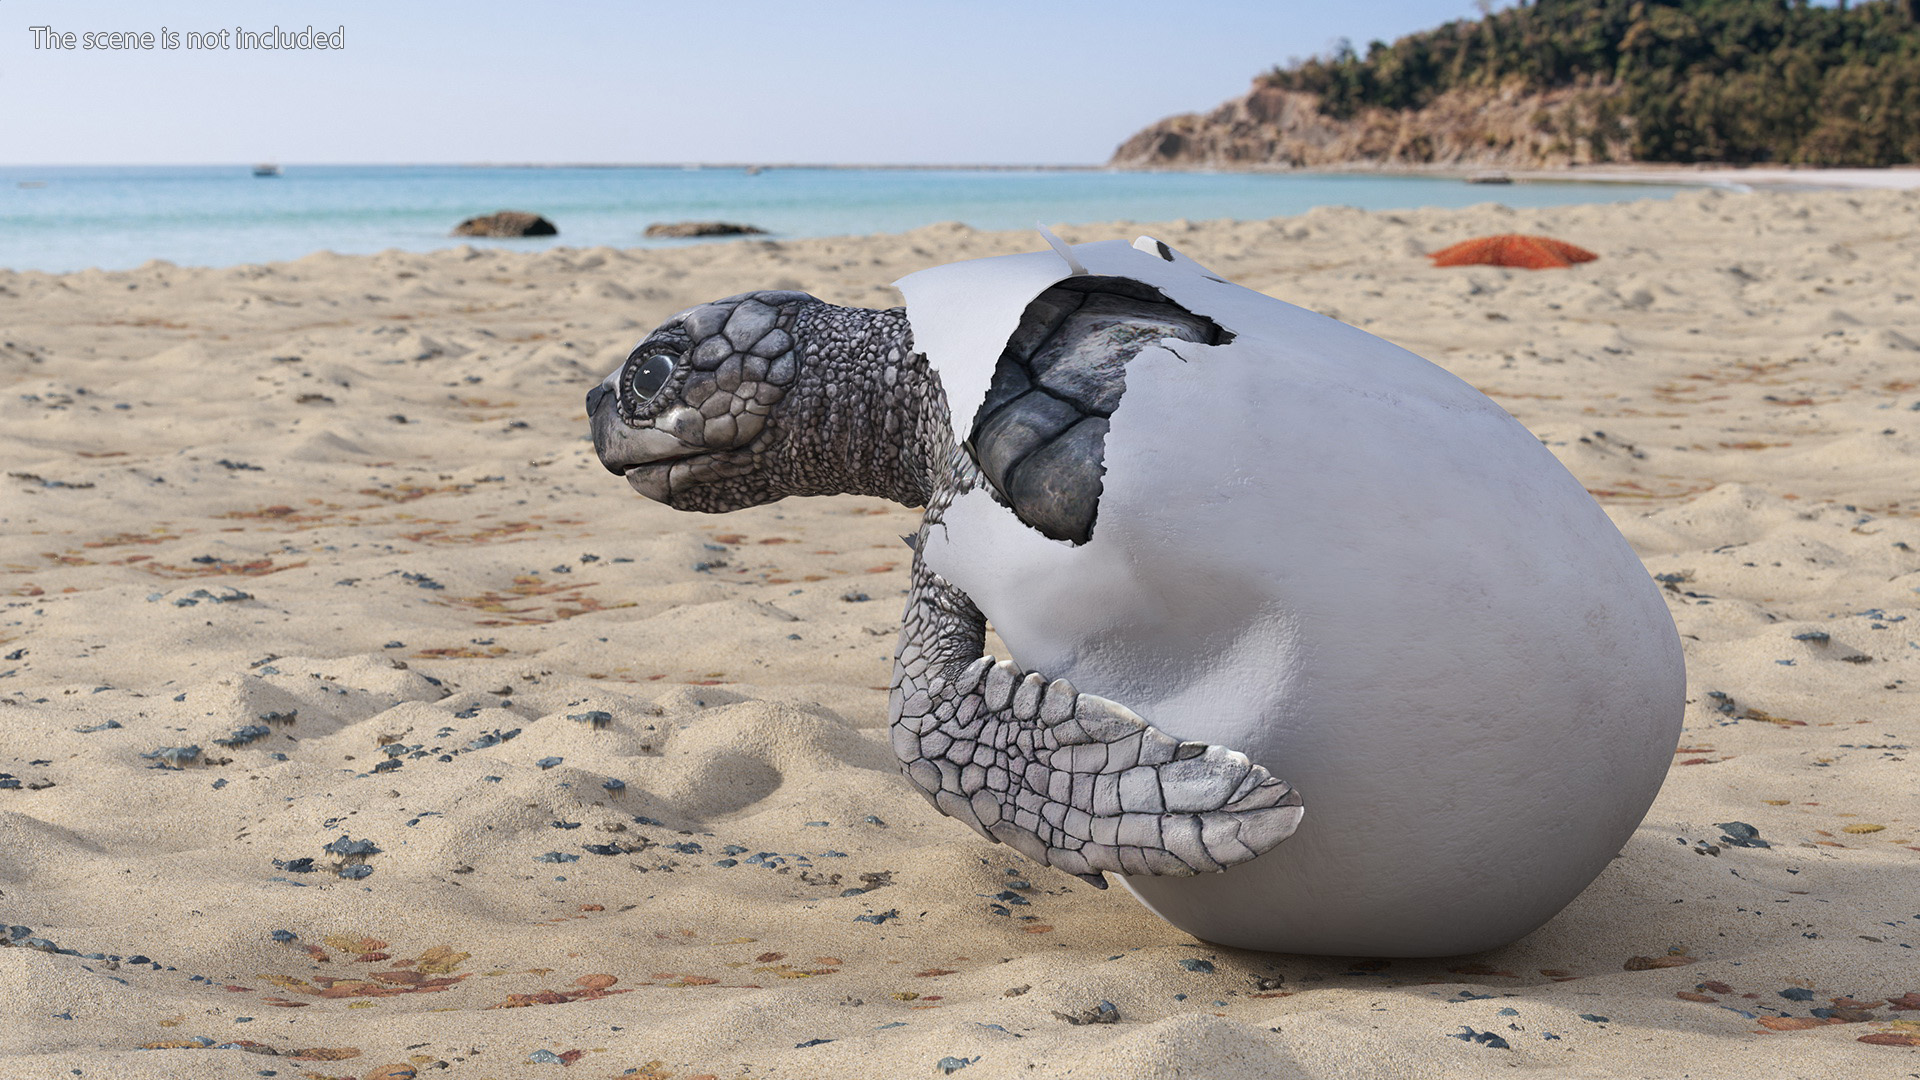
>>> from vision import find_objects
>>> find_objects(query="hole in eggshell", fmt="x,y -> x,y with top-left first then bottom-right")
965,277 -> 1231,545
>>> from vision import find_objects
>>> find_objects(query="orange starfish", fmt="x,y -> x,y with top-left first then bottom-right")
1428,234 -> 1598,270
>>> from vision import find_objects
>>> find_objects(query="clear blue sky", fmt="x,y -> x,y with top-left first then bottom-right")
4,1 -> 1503,165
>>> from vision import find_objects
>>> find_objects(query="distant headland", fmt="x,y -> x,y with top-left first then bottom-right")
1112,0 -> 1920,171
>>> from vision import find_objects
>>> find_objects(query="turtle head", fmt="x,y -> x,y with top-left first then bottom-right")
588,289 -> 812,512
589,290 -> 932,512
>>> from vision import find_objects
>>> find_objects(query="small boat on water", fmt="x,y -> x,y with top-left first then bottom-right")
1465,170 -> 1513,185
253,163 -> 282,177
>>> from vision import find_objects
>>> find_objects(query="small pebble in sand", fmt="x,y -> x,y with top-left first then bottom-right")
213,725 -> 271,747
1451,1028 -> 1511,1049
465,728 -> 522,750
141,745 -> 202,769
1715,822 -> 1770,848
1052,1001 -> 1120,1025
323,837 -> 381,858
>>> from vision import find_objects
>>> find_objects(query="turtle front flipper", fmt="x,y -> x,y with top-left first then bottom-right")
890,558 -> 1303,888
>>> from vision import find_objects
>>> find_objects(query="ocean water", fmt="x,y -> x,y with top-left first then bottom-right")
0,164 -> 1692,274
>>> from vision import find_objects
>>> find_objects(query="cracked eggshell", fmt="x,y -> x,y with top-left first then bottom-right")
900,239 -> 1685,956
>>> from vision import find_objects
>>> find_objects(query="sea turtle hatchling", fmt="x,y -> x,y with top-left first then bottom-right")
586,234 -> 1684,956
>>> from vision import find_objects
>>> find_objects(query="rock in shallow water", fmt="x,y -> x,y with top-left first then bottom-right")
644,221 -> 767,238
451,210 -> 557,237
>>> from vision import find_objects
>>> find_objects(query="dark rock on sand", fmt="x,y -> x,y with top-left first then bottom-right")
452,211 -> 558,238
644,221 -> 768,238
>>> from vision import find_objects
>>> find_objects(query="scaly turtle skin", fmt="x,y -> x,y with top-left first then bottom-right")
588,281 -> 1304,887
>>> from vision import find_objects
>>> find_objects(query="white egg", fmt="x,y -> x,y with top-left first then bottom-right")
901,237 -> 1685,956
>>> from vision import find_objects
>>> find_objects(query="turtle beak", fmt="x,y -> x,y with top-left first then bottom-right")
585,382 -> 612,420
587,376 -> 707,488
586,378 -> 629,476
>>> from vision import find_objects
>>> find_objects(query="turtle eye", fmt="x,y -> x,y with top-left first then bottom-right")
627,352 -> 677,402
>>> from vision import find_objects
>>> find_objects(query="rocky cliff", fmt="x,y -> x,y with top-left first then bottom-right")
1110,77 -> 1633,170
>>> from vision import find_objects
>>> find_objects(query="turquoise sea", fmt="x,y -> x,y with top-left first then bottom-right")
0,165 -> 1693,274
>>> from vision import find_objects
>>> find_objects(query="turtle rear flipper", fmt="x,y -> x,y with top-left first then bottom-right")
891,564 -> 1302,887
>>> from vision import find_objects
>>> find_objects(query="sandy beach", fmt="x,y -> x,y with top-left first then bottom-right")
3,187 -> 1918,1079
1514,163 -> 1920,192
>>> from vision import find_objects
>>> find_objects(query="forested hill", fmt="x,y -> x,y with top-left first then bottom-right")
1112,0 -> 1920,169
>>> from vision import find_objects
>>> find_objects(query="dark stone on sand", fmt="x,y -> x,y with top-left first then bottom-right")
643,221 -> 768,238
1052,1000 -> 1120,1025
1451,1027 -> 1511,1048
451,210 -> 558,237
323,836 -> 381,858
1715,821 -> 1771,848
